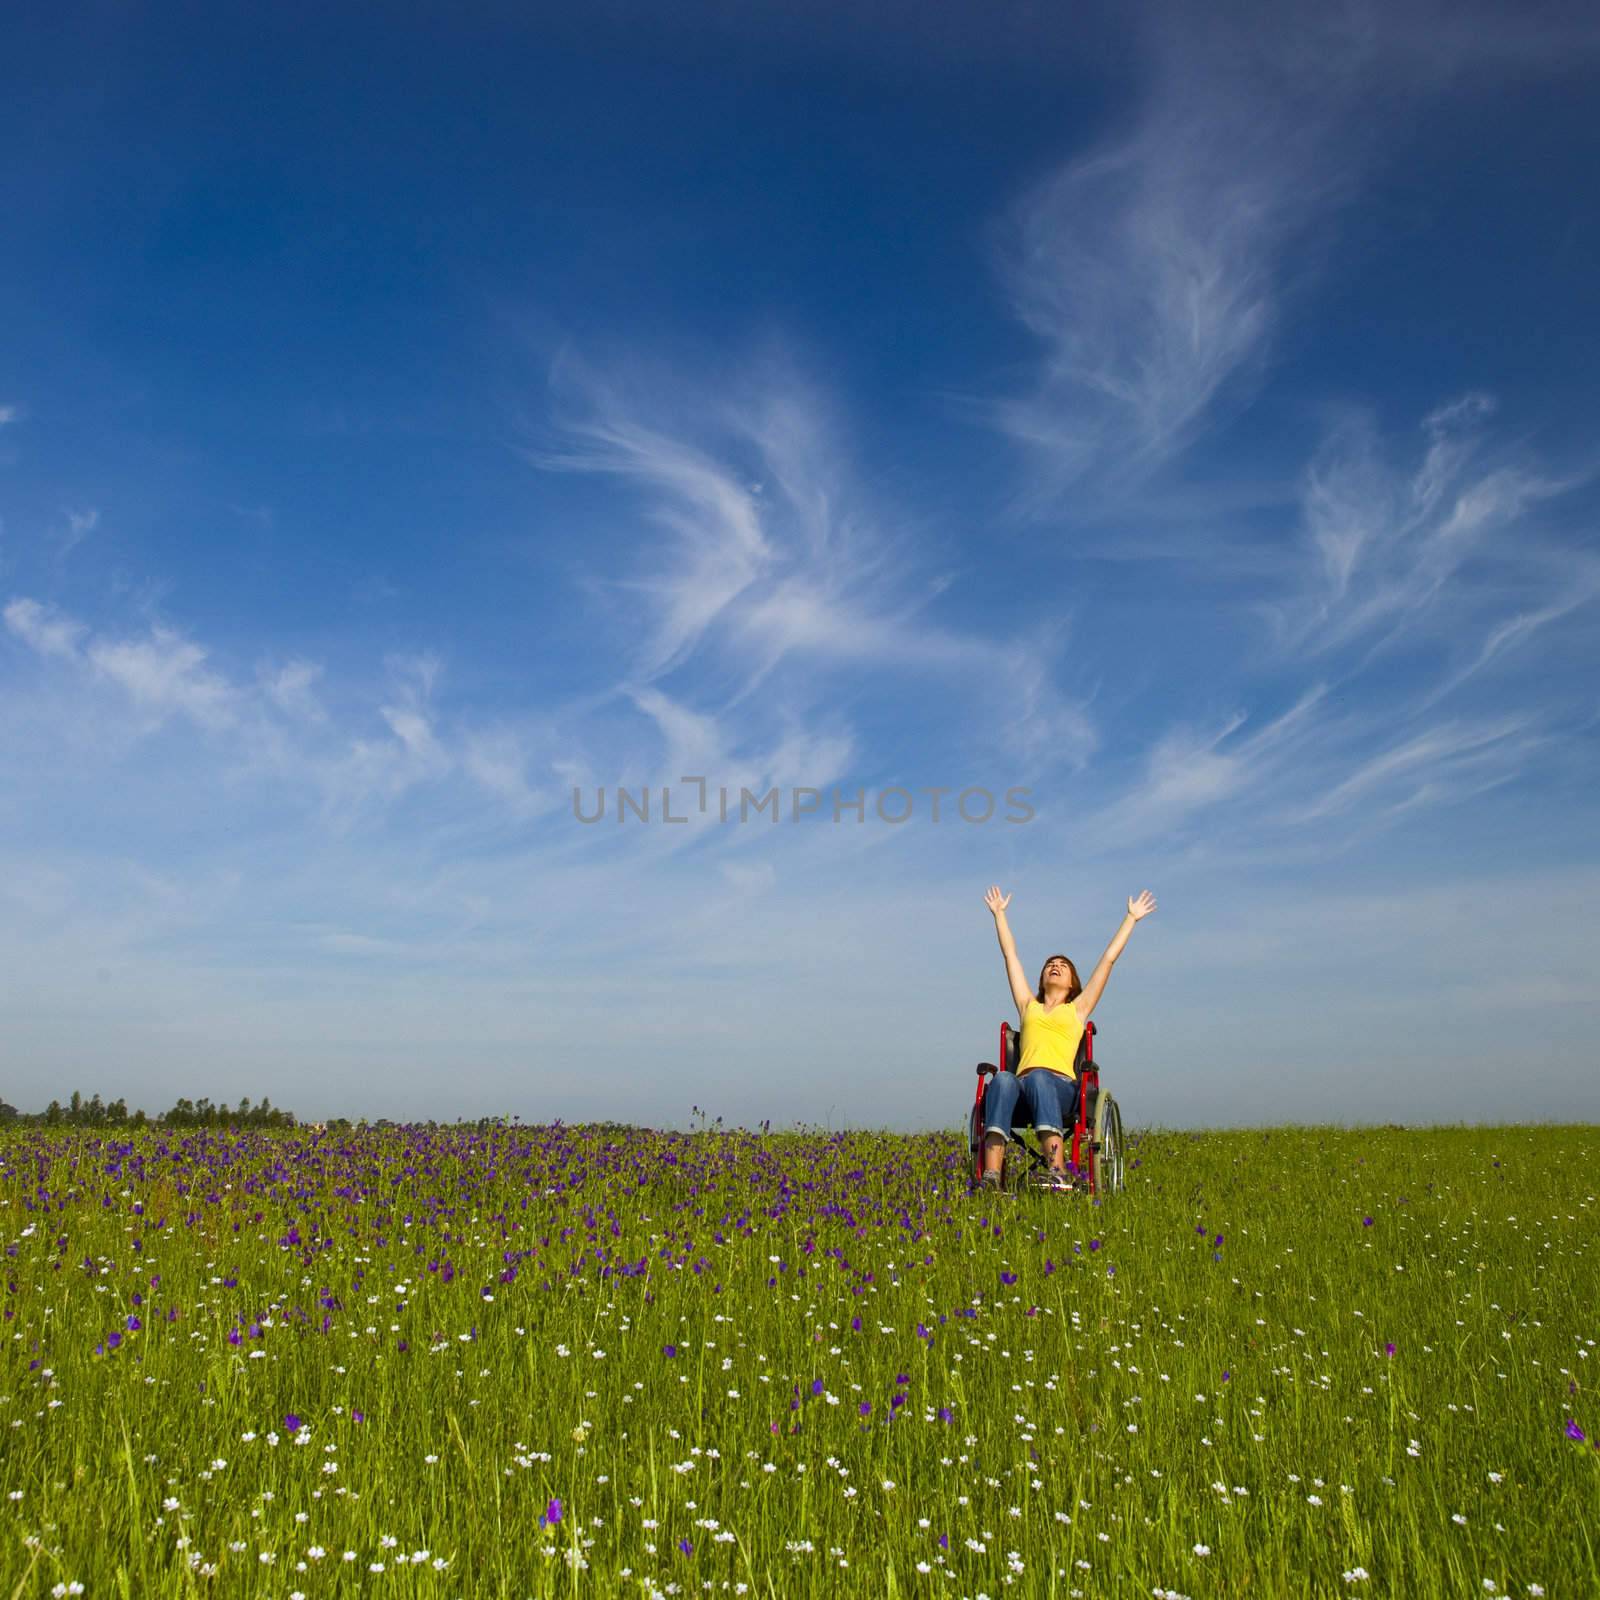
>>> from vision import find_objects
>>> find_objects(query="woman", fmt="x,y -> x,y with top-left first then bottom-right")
979,884 -> 1156,1191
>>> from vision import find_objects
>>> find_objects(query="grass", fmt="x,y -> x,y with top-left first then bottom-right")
0,1120 -> 1594,1598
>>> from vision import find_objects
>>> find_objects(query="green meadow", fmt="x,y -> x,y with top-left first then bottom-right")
1,1123 -> 1594,1598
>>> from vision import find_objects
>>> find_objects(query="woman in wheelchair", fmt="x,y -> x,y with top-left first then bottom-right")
978,884 -> 1156,1192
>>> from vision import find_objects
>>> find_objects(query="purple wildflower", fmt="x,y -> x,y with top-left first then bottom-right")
663,1344 -> 676,1357
1363,1216 -> 1374,1227
1566,1419 -> 1586,1443
1088,1239 -> 1101,1252
1385,1343 -> 1395,1357
284,1413 -> 302,1432
546,1497 -> 562,1524
859,1401 -> 872,1417
811,1379 -> 823,1396
679,1539 -> 694,1557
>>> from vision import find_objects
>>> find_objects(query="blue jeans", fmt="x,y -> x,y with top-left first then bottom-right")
983,1069 -> 1080,1143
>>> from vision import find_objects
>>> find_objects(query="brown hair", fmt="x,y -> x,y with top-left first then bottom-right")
1036,953 -> 1082,1003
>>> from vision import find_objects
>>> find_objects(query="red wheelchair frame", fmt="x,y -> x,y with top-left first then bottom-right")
970,1018 -> 1117,1195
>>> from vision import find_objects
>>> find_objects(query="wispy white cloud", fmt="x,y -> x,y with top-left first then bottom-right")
1082,683 -> 1330,848
1087,655 -> 1564,865
1283,714 -> 1544,824
1358,0 -> 1600,82
625,685 -> 729,781
1076,380 -> 1594,844
1263,394 -> 1593,672
9,596 -> 243,731
5,598 -> 521,828
533,357 -> 773,681
86,624 -> 239,731
533,345 -> 1098,784
982,9 -> 1368,503
1065,390 -> 1593,869
0,405 -> 21,428
4,597 -> 86,661
460,728 -> 551,822
1423,585 -> 1600,709
537,349 -> 983,690
56,507 -> 98,560
624,681 -> 858,833
262,658 -> 327,723
981,2 -> 1600,507
378,703 -> 446,770
304,655 -> 456,827
377,658 -> 444,769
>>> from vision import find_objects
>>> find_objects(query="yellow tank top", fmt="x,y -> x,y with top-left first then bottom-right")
1017,996 -> 1084,1078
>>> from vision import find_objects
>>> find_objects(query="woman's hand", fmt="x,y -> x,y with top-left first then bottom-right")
985,885 -> 1012,917
1127,889 -> 1157,921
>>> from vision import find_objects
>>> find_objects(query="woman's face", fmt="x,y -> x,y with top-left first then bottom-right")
1042,957 -> 1072,988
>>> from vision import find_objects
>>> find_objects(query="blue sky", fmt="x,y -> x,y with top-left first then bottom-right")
3,0 -> 1598,1127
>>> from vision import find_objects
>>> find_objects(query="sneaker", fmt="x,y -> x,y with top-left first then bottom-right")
976,1170 -> 1014,1199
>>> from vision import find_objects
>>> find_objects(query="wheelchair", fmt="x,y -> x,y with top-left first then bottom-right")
967,1019 -> 1126,1196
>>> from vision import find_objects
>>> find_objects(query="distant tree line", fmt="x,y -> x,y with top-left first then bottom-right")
0,1100 -> 645,1133
0,1089 -> 297,1129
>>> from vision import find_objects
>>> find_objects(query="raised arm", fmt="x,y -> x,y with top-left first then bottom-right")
1074,890 -> 1157,1021
985,885 -> 1034,1022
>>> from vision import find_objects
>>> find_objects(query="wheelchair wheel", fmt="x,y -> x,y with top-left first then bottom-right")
1092,1092 -> 1126,1195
